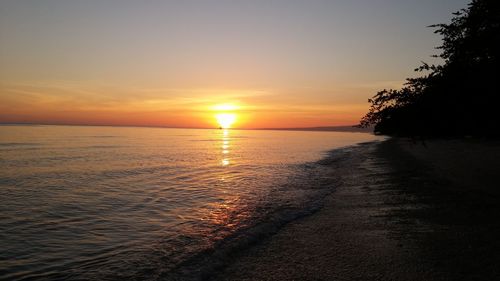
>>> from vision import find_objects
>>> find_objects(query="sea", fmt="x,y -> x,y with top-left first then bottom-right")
0,125 -> 381,280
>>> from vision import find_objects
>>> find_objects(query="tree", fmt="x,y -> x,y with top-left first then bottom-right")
359,0 -> 500,136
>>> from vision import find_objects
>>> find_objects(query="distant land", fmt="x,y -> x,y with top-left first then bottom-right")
258,126 -> 373,133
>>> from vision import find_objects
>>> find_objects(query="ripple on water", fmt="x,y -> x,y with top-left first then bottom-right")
0,126 -> 381,280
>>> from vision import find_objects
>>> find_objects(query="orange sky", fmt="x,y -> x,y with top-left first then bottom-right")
0,82 -> 388,128
0,1 -> 468,129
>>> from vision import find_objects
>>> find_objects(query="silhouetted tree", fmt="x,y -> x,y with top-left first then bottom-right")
359,0 -> 500,136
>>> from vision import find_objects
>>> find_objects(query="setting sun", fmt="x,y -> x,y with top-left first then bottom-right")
215,113 -> 236,129
212,103 -> 238,129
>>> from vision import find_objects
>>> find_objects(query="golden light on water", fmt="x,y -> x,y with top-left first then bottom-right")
221,128 -> 231,166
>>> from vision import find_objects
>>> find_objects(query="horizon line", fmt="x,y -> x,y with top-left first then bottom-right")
0,122 -> 371,133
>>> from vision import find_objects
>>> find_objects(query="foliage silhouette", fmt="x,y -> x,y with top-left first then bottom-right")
359,0 -> 500,136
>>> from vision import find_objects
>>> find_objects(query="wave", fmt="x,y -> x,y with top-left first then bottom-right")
155,145 -> 362,280
0,142 -> 42,147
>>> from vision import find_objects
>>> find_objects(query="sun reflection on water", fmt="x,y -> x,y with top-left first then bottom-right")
200,128 -> 250,232
221,129 -> 230,166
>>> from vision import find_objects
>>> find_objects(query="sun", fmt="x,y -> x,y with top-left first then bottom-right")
216,113 -> 236,129
212,103 -> 239,129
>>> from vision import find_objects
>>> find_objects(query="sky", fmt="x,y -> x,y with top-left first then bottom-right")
0,0 -> 469,129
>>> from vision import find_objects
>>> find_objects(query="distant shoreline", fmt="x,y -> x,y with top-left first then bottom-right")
257,126 -> 372,133
0,123 -> 373,133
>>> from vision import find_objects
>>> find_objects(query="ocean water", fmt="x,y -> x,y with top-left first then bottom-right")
0,125 -> 381,280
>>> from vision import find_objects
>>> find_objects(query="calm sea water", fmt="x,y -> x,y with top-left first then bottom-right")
0,125 -> 380,280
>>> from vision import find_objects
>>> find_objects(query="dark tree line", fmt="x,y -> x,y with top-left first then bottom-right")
359,0 -> 500,136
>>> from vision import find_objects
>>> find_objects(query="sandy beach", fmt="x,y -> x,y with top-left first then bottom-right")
211,138 -> 500,281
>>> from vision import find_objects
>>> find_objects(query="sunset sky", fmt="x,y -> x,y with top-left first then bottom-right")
0,0 -> 468,129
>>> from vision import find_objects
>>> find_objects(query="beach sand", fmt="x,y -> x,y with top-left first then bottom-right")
211,138 -> 500,280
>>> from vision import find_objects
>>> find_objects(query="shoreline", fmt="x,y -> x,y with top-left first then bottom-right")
161,142 -> 370,280
1,126 -> 379,281
209,138 -> 500,280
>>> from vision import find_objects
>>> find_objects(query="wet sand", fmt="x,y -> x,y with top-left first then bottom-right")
211,138 -> 500,280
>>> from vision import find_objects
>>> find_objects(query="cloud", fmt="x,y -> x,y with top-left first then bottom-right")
0,80 -> 274,113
